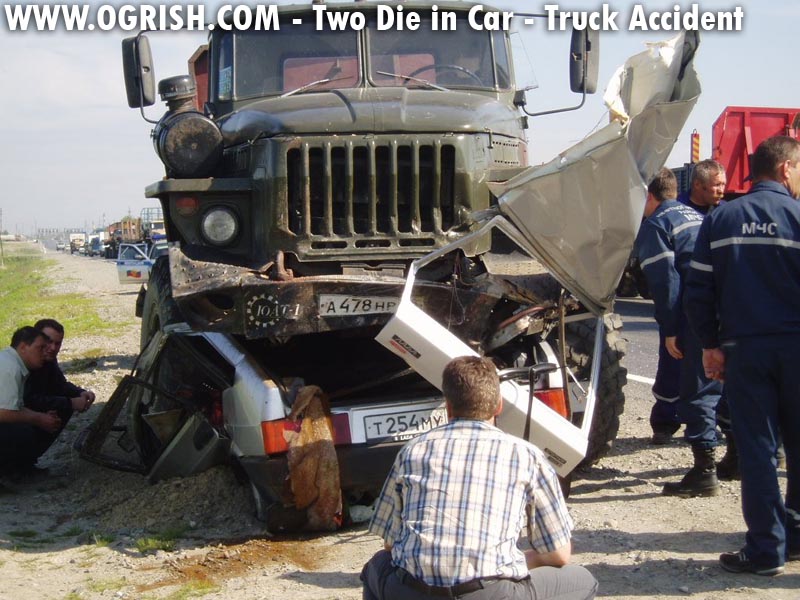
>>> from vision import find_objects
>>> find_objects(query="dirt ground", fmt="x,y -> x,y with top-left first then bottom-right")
0,248 -> 797,600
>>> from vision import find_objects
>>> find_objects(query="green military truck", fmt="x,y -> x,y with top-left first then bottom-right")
80,2 -> 700,529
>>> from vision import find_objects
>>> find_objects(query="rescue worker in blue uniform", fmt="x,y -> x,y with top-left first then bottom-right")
643,160 -> 723,446
636,168 -> 722,497
677,159 -> 741,479
685,135 -> 800,575
678,159 -> 727,216
636,171 -> 684,443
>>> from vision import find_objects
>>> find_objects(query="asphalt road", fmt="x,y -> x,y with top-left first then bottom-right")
614,297 -> 659,383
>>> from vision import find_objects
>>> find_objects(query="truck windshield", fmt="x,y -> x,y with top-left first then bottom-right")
221,10 -> 510,101
226,22 -> 360,100
367,15 -> 510,90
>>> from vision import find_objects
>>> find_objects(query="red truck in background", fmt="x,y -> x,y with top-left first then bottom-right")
712,106 -> 800,197
674,106 -> 800,198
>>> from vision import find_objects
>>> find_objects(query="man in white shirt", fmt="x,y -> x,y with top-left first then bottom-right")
0,326 -> 61,476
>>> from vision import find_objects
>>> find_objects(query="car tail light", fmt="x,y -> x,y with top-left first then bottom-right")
261,413 -> 352,456
208,395 -> 224,428
534,389 -> 569,419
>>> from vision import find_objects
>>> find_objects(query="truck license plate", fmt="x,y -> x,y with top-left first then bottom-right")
319,294 -> 399,316
363,408 -> 448,441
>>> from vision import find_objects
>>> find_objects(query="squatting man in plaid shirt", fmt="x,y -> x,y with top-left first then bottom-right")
361,355 -> 597,600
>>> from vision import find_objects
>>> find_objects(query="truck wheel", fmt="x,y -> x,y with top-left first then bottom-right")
554,313 -> 628,466
139,256 -> 183,350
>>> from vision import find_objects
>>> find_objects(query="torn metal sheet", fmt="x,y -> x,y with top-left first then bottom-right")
493,32 -> 701,314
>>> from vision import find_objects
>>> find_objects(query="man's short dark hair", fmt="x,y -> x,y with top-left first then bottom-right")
34,319 -> 64,334
690,159 -> 725,186
752,136 -> 800,180
648,168 -> 678,203
11,326 -> 46,349
442,356 -> 501,420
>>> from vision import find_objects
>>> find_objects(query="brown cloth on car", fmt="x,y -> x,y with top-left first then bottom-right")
283,385 -> 343,531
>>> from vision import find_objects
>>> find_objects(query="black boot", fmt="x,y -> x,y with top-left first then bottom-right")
662,446 -> 720,498
716,435 -> 740,481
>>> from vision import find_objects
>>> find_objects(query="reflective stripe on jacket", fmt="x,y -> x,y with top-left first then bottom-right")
685,180 -> 800,347
635,200 -> 703,336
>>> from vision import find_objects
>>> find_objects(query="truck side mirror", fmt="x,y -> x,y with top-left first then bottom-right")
122,35 -> 156,108
569,29 -> 599,94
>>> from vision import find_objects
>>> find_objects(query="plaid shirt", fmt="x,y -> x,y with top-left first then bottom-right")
368,419 -> 573,586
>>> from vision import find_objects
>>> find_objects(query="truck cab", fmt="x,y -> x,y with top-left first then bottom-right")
126,3 -> 553,337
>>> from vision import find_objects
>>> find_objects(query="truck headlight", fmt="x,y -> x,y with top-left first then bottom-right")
201,207 -> 238,245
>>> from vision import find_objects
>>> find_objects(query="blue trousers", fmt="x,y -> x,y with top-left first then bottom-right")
650,330 -> 681,433
676,323 -> 722,449
723,335 -> 800,567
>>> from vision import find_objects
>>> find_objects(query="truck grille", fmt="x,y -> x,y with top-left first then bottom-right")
286,141 -> 456,237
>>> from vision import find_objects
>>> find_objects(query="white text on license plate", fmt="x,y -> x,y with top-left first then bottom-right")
364,408 -> 448,441
319,294 -> 399,316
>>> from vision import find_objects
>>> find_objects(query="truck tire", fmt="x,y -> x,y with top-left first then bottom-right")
554,313 -> 628,466
139,256 -> 183,350
133,257 -> 186,468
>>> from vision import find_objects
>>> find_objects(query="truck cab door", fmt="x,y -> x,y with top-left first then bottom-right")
116,243 -> 151,284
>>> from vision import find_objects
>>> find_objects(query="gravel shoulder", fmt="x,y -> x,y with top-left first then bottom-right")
0,250 -> 797,599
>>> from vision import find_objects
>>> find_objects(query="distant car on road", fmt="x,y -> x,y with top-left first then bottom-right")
88,237 -> 107,257
116,242 -> 167,284
55,241 -> 66,251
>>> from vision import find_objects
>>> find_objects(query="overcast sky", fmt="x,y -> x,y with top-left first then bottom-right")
1,0 -> 798,236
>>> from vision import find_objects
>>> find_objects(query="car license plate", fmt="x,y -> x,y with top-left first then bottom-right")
319,294 -> 399,316
363,407 -> 448,441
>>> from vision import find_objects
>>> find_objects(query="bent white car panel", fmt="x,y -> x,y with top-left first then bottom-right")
205,332 -> 284,457
494,32 -> 701,314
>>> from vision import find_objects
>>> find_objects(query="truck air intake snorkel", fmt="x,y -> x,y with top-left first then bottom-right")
153,74 -> 223,178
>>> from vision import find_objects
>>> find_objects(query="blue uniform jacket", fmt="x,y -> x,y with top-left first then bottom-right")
678,190 -> 725,216
685,180 -> 800,348
678,190 -> 710,215
635,200 -> 704,337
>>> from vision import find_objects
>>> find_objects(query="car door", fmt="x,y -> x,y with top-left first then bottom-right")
74,331 -> 234,480
116,243 -> 151,284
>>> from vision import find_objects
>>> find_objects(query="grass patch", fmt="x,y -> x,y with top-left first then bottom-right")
62,357 -> 100,374
163,581 -> 219,600
15,537 -> 54,547
63,593 -> 83,600
60,526 -> 84,537
17,557 -> 40,570
91,532 -> 116,547
0,253 -> 113,343
8,529 -> 39,539
0,242 -> 42,259
135,524 -> 188,554
135,536 -> 176,553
